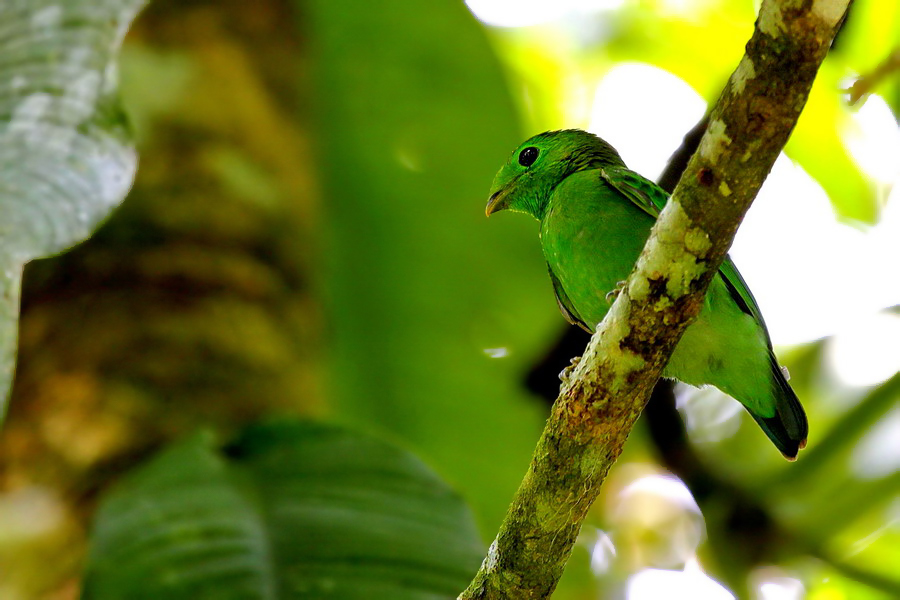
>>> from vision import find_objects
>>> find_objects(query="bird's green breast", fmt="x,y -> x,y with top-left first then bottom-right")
539,168 -> 773,415
540,169 -> 655,330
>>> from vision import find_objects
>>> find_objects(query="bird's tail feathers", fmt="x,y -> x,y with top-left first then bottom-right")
749,354 -> 809,460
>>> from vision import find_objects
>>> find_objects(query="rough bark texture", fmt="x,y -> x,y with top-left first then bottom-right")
460,1 -> 850,598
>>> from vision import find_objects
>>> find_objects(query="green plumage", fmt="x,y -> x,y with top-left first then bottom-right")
486,129 -> 807,459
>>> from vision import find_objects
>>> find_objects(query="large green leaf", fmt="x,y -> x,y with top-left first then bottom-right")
0,0 -> 144,413
304,0 -> 555,533
83,420 -> 484,599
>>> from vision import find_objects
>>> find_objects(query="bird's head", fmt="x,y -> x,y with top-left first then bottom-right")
485,129 -> 625,221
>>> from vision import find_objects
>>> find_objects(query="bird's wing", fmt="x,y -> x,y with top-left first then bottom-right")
547,264 -> 592,333
599,166 -> 772,344
717,257 -> 773,345
599,166 -> 667,217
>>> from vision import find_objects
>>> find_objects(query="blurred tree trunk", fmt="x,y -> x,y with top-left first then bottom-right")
0,1 -> 321,597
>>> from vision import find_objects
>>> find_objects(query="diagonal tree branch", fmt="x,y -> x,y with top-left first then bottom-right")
460,1 -> 850,598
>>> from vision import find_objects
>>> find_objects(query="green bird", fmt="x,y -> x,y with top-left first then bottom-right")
486,129 -> 807,459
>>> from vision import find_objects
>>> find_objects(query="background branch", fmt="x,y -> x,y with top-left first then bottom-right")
847,47 -> 900,104
461,1 -> 850,597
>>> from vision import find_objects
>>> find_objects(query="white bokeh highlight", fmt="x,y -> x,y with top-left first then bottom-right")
758,578 -> 805,600
844,94 -> 900,184
627,559 -> 734,600
591,63 -> 707,180
614,474 -> 706,568
675,384 -> 743,443
851,406 -> 900,479
587,528 -> 618,574
465,0 -> 624,28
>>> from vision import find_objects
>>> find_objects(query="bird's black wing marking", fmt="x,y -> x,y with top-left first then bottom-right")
547,264 -> 592,333
717,257 -> 773,347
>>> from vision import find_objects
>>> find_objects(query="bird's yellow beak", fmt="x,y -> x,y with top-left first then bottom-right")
485,187 -> 510,217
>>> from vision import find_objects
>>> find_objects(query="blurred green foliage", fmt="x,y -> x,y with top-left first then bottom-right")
84,421 -> 483,599
0,0 -> 897,599
306,0 -> 552,534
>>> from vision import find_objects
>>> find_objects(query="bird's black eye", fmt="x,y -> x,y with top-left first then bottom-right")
518,146 -> 539,167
